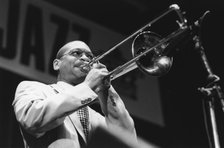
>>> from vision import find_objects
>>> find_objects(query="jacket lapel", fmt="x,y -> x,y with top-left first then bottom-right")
49,84 -> 87,143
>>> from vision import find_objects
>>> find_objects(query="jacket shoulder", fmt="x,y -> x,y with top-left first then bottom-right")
18,80 -> 50,87
16,80 -> 54,92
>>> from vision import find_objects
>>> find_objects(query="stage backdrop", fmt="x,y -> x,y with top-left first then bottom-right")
0,0 -> 165,147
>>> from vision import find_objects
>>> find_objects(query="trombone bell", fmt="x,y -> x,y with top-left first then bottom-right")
132,31 -> 173,76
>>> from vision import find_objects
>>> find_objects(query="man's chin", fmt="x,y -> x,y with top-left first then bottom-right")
77,71 -> 87,78
71,75 -> 86,85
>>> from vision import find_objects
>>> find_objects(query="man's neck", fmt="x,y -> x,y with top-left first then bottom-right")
57,78 -> 80,86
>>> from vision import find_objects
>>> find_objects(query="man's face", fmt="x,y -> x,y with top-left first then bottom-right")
55,41 -> 94,84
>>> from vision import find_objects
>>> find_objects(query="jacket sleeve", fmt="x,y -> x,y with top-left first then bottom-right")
100,86 -> 137,140
12,81 -> 98,137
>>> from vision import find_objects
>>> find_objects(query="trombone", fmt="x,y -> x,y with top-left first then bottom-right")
90,4 -> 191,80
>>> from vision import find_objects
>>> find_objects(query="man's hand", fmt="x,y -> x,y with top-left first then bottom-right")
83,63 -> 110,93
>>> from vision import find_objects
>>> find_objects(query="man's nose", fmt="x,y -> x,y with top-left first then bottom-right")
80,54 -> 91,62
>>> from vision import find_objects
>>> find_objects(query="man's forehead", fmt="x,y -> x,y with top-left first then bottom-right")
66,41 -> 90,50
56,41 -> 91,58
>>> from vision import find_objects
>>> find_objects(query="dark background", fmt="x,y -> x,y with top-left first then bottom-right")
1,0 -> 224,147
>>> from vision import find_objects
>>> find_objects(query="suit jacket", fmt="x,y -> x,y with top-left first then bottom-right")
12,81 -> 106,148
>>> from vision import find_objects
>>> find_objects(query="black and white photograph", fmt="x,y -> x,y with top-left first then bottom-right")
0,0 -> 224,148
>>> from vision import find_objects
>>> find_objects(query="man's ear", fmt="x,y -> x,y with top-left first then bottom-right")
53,59 -> 61,71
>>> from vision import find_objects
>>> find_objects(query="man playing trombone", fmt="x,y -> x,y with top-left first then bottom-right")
12,40 -> 137,148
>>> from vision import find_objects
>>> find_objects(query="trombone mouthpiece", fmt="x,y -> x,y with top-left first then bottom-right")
170,4 -> 180,10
